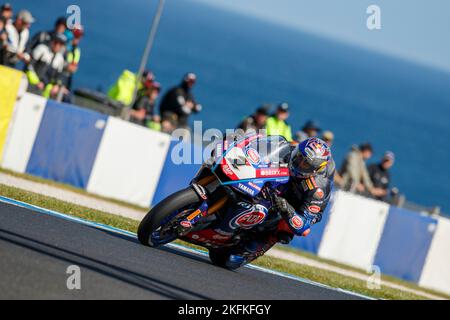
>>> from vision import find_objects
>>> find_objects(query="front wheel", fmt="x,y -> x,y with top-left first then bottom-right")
138,187 -> 201,247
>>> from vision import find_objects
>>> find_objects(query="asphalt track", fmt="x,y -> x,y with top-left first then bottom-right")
0,201 -> 367,300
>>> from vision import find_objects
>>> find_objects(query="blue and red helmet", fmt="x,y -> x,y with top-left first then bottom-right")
289,138 -> 331,178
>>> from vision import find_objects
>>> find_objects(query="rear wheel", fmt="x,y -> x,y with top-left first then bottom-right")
138,187 -> 201,247
208,248 -> 231,268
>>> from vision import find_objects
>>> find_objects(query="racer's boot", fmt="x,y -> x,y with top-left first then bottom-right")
225,233 -> 278,270
226,254 -> 248,270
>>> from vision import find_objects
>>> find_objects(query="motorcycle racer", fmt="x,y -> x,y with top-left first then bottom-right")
218,137 -> 335,269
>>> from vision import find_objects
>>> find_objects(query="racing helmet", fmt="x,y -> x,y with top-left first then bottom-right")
289,138 -> 331,178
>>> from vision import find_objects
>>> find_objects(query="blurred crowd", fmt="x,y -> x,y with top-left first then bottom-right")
0,4 -> 83,100
107,69 -> 202,135
236,103 -> 398,203
0,4 -> 202,135
0,3 -> 397,204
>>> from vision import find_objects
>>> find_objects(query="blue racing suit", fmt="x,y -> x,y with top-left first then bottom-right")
217,143 -> 335,269
276,157 -> 335,236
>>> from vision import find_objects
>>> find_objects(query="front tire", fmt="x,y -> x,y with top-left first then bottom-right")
138,187 -> 201,247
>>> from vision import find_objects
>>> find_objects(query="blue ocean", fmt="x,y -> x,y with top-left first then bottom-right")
13,0 -> 450,214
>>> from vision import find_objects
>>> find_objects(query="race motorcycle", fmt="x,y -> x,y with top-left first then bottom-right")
137,133 -> 295,269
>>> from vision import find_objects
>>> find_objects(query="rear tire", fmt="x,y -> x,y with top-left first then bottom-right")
138,187 -> 201,247
209,248 -> 232,268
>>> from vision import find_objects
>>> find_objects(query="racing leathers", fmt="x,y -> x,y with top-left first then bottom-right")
216,141 -> 335,269
275,156 -> 335,237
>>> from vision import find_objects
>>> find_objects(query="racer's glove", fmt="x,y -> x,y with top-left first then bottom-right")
272,195 -> 296,219
273,195 -> 312,237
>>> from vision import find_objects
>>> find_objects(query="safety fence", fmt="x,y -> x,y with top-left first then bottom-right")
0,91 -> 171,207
0,67 -> 449,295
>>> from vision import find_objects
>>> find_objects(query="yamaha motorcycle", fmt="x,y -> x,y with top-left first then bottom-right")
137,133 -> 294,269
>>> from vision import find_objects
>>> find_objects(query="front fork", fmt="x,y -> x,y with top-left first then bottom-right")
177,180 -> 228,235
177,200 -> 209,235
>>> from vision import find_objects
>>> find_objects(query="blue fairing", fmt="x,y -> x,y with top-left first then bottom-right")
212,134 -> 291,198
223,177 -> 290,197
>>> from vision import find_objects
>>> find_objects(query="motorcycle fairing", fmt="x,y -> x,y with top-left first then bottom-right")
212,134 -> 290,197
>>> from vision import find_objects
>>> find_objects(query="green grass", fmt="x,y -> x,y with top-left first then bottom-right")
276,244 -> 450,299
254,256 -> 428,300
0,183 -> 445,300
0,168 -> 148,212
0,184 -> 140,232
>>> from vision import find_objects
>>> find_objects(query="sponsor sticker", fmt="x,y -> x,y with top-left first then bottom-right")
193,184 -> 208,200
314,188 -> 324,200
290,215 -> 304,229
230,207 -> 267,230
301,180 -> 309,191
248,181 -> 262,191
246,148 -> 261,165
259,168 -> 289,177
308,205 -> 321,214
187,209 -> 202,221
212,234 -> 231,241
235,211 -> 266,229
180,220 -> 192,229
222,164 -> 235,178
310,177 -> 318,188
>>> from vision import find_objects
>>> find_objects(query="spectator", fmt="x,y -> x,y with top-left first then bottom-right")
62,24 -> 84,90
237,104 -> 270,134
0,16 -> 7,65
26,16 -> 66,53
4,10 -> 34,67
159,72 -> 202,129
25,33 -> 66,98
321,130 -> 335,147
368,151 -> 395,201
296,120 -> 321,142
160,112 -> 179,134
108,69 -> 155,106
337,143 -> 384,197
130,81 -> 161,128
0,3 -> 13,22
320,130 -> 342,184
265,102 -> 293,141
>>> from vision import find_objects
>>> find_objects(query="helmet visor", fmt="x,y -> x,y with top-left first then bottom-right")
291,153 -> 316,178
